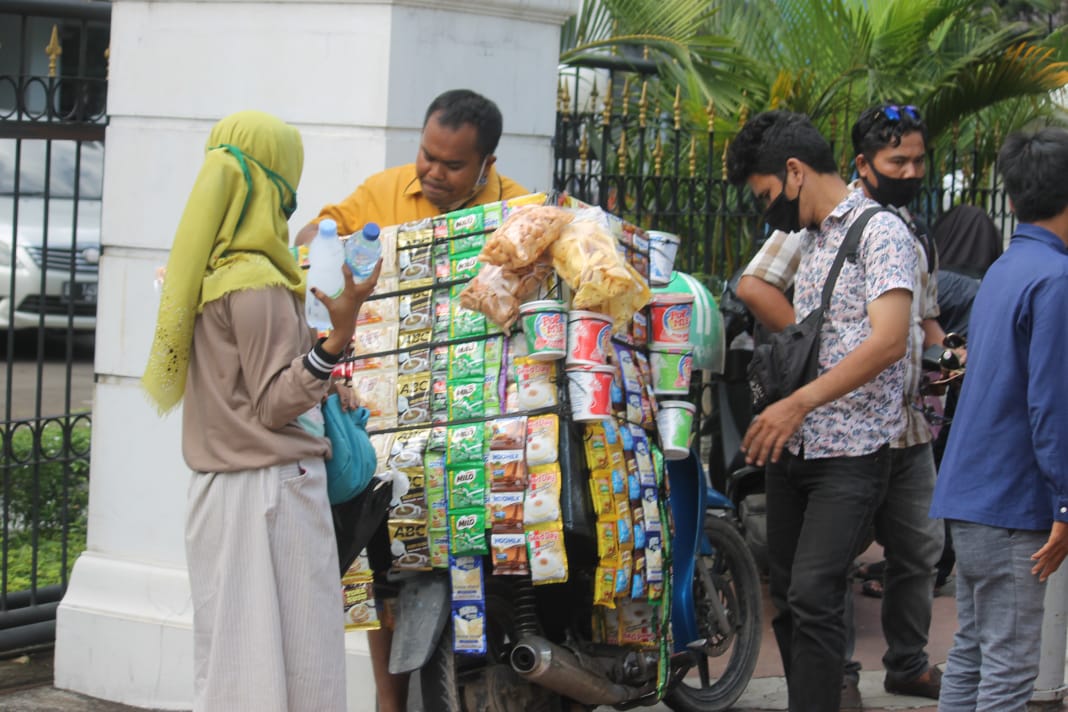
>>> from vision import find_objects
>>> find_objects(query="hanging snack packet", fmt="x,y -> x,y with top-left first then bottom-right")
447,464 -> 487,511
584,423 -> 611,471
450,284 -> 487,339
487,490 -> 525,531
525,415 -> 559,467
486,449 -> 527,491
619,600 -> 657,648
631,553 -> 647,600
449,555 -> 485,602
631,504 -> 646,550
452,603 -> 487,655
448,378 -> 485,421
594,566 -> 617,608
424,450 -> 446,489
490,531 -> 529,575
527,527 -> 569,585
487,416 -> 527,451
615,549 -> 633,597
597,519 -> 619,563
398,373 -> 431,427
399,289 -> 433,333
641,486 -> 662,534
515,357 -> 557,411
398,243 -> 433,286
588,470 -> 614,519
449,508 -> 488,556
399,347 -> 430,377
645,532 -> 663,584
447,424 -> 484,465
427,488 -> 448,530
433,290 -> 452,339
449,341 -> 485,380
430,372 -> 449,423
388,519 -> 431,571
429,529 -> 450,569
523,465 -> 562,527
451,250 -> 483,281
342,572 -> 380,631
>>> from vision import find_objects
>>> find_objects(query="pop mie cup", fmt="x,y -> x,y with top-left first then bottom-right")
566,310 -> 613,366
519,300 -> 567,361
566,365 -> 615,421
648,293 -> 694,345
647,231 -> 681,286
656,400 -> 696,460
649,342 -> 694,395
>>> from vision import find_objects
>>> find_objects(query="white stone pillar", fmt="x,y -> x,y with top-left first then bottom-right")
53,1 -> 575,708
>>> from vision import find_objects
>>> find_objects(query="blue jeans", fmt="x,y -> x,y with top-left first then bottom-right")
767,447 -> 890,712
939,521 -> 1047,712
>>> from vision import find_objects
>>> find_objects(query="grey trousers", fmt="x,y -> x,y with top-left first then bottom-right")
939,520 -> 1047,712
186,459 -> 345,712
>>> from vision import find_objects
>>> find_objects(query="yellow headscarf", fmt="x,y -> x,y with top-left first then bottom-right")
142,110 -> 305,414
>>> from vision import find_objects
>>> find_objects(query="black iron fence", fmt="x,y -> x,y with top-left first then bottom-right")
552,64 -> 1017,293
0,0 -> 108,652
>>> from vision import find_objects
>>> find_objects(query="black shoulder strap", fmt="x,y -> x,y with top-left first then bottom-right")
820,206 -> 890,309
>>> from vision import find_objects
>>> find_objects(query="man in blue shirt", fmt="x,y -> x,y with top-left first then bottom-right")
930,127 -> 1068,711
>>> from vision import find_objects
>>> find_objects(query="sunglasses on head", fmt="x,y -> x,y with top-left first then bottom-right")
879,104 -> 921,123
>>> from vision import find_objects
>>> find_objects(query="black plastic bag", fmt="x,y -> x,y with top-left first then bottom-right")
332,478 -> 392,576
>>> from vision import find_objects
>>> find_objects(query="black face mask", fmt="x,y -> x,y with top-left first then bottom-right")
763,180 -> 803,233
862,164 -> 922,208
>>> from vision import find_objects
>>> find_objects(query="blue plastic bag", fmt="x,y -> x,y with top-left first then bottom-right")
322,394 -> 376,504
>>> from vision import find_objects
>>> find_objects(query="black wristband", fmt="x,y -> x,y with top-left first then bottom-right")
303,337 -> 341,380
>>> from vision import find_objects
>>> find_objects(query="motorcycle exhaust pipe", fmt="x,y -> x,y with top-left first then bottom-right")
510,635 -> 642,706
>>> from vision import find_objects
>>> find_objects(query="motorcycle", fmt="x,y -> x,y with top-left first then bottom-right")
386,423 -> 763,712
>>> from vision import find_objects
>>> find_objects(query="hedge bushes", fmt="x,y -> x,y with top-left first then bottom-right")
1,419 -> 91,591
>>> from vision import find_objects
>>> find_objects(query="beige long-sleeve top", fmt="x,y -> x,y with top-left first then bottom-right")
182,286 -> 337,473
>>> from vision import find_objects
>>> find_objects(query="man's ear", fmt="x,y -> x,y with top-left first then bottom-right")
784,157 -> 804,187
855,153 -> 870,180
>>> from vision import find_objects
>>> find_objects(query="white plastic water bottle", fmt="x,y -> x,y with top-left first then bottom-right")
344,222 -> 381,282
304,219 -> 345,330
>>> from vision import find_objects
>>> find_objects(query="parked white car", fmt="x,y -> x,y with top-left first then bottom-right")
0,139 -> 101,331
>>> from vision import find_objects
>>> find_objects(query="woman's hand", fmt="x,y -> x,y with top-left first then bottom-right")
314,259 -> 382,355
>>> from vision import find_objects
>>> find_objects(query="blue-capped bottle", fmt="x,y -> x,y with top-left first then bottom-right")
344,222 -> 381,283
304,219 -> 345,330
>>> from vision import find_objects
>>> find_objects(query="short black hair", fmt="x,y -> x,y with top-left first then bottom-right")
851,102 -> 928,159
726,110 -> 837,185
998,126 -> 1068,223
423,89 -> 503,158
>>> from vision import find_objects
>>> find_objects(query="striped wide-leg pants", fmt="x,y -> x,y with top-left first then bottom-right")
186,458 -> 345,712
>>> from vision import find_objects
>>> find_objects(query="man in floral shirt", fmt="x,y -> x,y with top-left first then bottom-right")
726,111 -> 916,712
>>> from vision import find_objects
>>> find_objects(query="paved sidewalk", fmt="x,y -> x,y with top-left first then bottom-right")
0,546 -> 1048,711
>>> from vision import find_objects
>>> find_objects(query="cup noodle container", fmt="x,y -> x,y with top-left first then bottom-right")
649,342 -> 694,395
648,293 -> 694,345
647,231 -> 681,286
566,310 -> 613,366
519,299 -> 567,361
566,365 -> 615,421
657,400 -> 697,460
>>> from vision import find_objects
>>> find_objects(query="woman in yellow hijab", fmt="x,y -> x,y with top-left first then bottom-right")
144,111 -> 378,712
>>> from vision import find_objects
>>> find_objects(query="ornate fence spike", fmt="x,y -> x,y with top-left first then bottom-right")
588,78 -> 599,114
707,98 -> 715,133
721,139 -> 730,180
46,25 -> 62,78
618,128 -> 628,173
579,128 -> 589,173
639,80 -> 648,128
602,79 -> 613,127
621,77 -> 632,119
654,134 -> 663,177
673,85 -> 682,131
689,136 -> 697,178
561,80 -> 572,117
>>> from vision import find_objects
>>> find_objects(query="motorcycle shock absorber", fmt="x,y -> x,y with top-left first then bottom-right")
513,578 -> 541,638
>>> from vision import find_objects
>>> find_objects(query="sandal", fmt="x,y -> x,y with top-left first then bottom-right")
855,559 -> 886,581
861,578 -> 884,598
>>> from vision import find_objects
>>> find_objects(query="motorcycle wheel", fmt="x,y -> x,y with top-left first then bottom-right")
664,514 -> 763,712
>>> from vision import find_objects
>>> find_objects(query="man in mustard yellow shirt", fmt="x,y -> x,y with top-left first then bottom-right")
296,88 -> 528,246
297,89 -> 526,712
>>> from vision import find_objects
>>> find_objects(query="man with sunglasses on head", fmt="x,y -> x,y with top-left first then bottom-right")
295,89 -> 527,712
737,103 -> 948,709
727,110 -> 916,712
